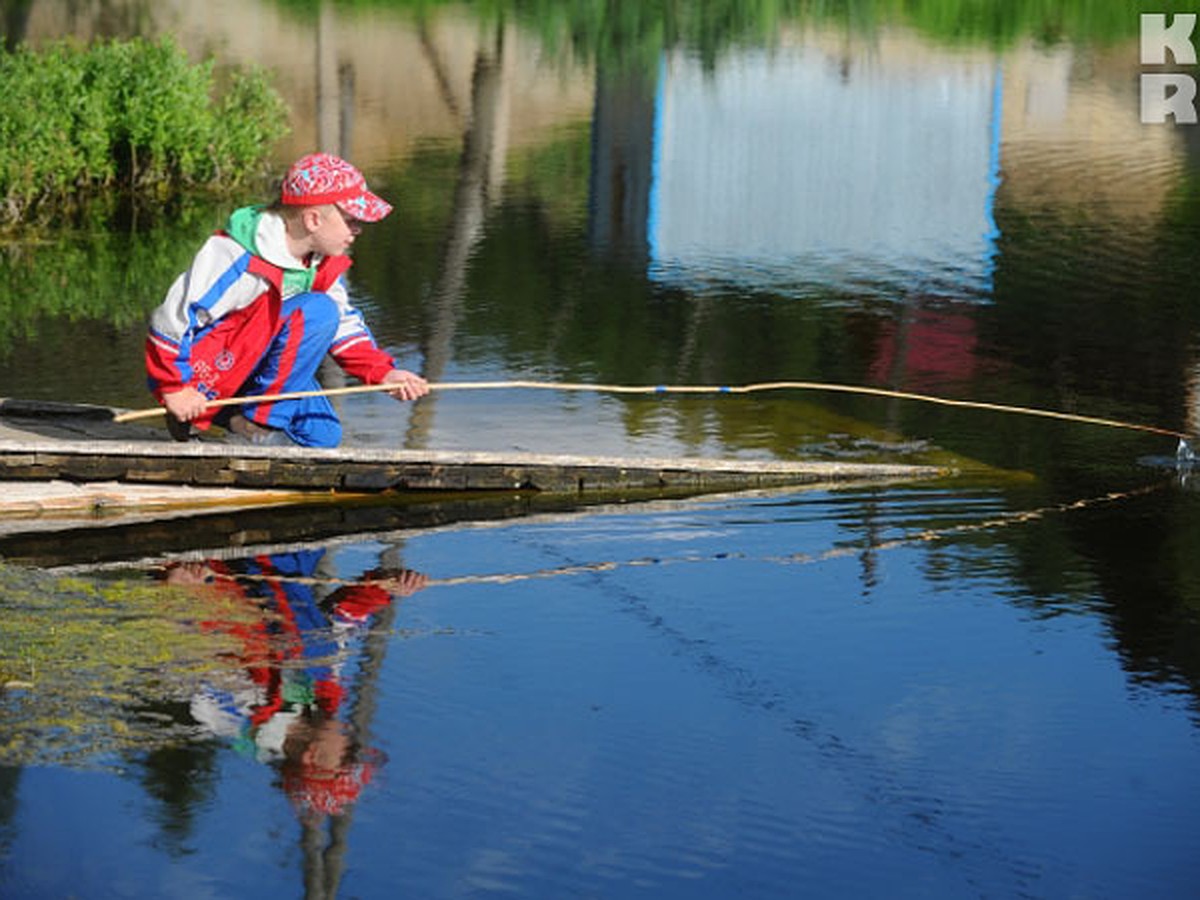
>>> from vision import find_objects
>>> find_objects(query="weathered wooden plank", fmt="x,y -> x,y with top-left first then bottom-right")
124,460 -> 200,483
0,480 -> 325,521
342,464 -> 407,491
0,435 -> 951,497
191,458 -> 240,486
55,456 -> 132,480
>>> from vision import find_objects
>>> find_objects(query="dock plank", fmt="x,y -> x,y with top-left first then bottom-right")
0,479 -> 323,521
0,435 -> 951,500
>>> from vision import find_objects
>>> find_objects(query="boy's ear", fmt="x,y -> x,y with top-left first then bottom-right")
300,206 -> 325,233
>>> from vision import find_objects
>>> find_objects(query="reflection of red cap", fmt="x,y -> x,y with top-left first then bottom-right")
280,152 -> 392,222
283,748 -> 386,817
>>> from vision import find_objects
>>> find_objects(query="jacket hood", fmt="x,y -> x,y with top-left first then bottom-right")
225,205 -> 332,299
225,205 -> 264,255
225,205 -> 311,272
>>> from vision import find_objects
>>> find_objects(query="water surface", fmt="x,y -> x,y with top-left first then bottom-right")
2,3 -> 1200,898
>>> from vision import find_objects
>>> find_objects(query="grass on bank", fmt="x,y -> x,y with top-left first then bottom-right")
0,36 -> 288,225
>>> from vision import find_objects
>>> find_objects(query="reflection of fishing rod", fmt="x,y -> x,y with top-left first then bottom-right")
111,379 -> 1191,441
196,482 -> 1163,594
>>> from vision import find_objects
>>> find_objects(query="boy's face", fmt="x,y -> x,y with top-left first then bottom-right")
299,718 -> 353,773
305,204 -> 363,256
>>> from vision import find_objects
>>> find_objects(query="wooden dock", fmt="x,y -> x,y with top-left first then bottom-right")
0,436 -> 948,495
0,399 -> 952,532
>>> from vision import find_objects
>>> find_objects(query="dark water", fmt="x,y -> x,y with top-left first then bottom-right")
2,3 -> 1200,898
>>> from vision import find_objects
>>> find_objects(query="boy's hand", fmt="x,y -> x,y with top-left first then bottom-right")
378,568 -> 429,597
381,369 -> 430,402
162,386 -> 210,422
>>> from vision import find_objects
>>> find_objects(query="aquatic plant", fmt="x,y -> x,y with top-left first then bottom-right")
0,562 -> 262,767
0,36 -> 288,225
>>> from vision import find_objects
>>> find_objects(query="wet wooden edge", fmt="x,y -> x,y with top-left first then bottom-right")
0,436 -> 952,497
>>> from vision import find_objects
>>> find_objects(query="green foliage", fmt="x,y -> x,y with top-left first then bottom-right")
493,0 -> 1184,66
0,37 -> 289,224
473,0 -> 802,72
0,562 -> 260,767
267,0 -> 1178,71
212,65 -> 292,182
0,197 -> 224,361
835,0 -> 1191,48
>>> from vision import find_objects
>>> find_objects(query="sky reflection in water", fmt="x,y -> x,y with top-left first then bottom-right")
2,3 -> 1200,898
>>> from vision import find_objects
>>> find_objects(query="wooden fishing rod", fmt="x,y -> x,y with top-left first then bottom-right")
111,379 -> 1191,441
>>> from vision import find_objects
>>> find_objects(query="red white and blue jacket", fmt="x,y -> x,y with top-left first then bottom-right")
146,206 -> 396,426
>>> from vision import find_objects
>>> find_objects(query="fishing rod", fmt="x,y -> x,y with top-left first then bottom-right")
111,378 -> 1191,443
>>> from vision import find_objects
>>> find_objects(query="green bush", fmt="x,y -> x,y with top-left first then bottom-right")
0,37 -> 289,224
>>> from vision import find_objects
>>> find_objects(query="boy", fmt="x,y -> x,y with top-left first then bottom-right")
146,152 -> 428,447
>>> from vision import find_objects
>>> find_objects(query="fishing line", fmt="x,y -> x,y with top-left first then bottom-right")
178,481 -> 1163,594
111,378 -> 1192,445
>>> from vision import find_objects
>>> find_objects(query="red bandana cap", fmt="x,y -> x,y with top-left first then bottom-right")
280,152 -> 393,222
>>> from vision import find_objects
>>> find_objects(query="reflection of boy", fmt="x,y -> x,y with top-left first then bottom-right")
169,551 -> 426,818
146,153 -> 429,447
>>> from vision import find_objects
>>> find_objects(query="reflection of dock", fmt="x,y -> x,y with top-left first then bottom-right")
0,487 -> 538,568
